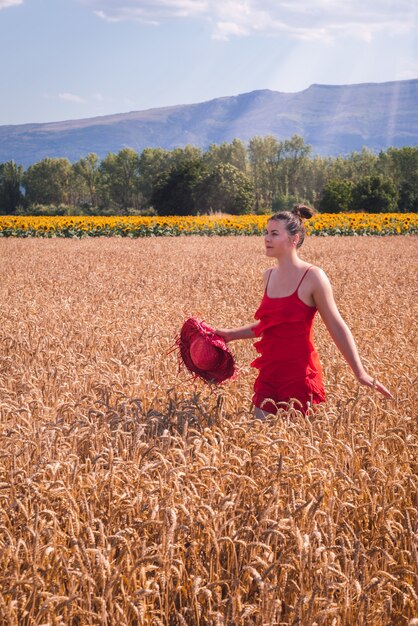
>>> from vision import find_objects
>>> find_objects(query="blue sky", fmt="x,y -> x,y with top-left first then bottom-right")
1,0 -> 417,125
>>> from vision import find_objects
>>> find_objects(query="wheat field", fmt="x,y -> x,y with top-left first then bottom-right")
0,235 -> 417,626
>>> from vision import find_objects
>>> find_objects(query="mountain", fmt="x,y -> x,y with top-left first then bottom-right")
1,79 -> 417,167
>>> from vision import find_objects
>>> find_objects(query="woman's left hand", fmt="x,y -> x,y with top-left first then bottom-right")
357,372 -> 394,398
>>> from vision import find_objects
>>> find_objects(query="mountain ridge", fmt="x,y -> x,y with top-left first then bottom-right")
1,79 -> 417,167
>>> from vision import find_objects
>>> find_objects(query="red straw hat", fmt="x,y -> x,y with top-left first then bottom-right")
177,317 -> 236,384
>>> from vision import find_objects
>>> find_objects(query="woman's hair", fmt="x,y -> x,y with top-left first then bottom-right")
269,204 -> 316,248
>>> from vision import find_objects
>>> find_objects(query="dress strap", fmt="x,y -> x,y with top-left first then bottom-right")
265,269 -> 274,293
296,266 -> 313,291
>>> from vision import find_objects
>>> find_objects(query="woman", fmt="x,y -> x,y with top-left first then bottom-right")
215,205 -> 392,418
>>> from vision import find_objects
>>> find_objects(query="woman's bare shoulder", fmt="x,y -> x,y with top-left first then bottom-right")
307,265 -> 332,289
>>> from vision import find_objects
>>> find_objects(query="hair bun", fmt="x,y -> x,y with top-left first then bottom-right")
292,204 -> 316,220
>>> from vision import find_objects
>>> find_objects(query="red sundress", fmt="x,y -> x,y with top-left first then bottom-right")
251,266 -> 326,414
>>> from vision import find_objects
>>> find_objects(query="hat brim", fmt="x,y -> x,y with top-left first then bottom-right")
177,317 -> 236,384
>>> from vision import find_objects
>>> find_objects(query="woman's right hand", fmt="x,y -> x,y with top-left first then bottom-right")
214,328 -> 233,343
214,323 -> 258,342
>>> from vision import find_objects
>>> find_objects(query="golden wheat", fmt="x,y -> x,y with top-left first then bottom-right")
0,235 -> 417,625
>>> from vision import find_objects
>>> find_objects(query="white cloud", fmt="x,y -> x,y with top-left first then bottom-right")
0,0 -> 23,8
77,0 -> 417,41
214,22 -> 249,39
398,61 -> 418,80
58,92 -> 86,103
44,92 -> 107,105
81,0 -> 208,23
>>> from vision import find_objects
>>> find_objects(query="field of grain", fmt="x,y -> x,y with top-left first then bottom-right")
0,236 -> 417,626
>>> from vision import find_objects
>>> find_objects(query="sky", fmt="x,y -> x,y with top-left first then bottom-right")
0,0 -> 417,126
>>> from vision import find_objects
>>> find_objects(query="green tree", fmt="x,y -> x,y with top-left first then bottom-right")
276,135 -> 311,198
301,155 -> 334,207
71,153 -> 101,209
150,158 -> 204,216
397,180 -> 418,212
319,179 -> 354,213
195,163 -> 254,215
204,139 -> 248,173
137,147 -> 172,209
170,146 -> 203,169
99,148 -> 141,212
248,135 -> 280,211
378,147 -> 418,212
351,175 -> 398,213
342,148 -> 379,182
23,157 -> 72,207
0,160 -> 24,214
271,195 -> 301,213
380,146 -> 418,180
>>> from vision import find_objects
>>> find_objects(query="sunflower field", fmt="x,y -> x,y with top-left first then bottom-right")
0,212 -> 417,237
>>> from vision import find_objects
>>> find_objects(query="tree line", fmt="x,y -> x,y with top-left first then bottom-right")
1,135 -> 417,215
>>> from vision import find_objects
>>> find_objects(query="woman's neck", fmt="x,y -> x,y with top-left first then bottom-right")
276,250 -> 303,270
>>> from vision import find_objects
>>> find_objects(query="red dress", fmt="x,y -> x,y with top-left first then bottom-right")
251,267 -> 326,413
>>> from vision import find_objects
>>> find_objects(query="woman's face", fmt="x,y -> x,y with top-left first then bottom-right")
264,219 -> 293,256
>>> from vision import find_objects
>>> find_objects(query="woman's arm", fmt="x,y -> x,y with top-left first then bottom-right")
215,323 -> 258,343
311,268 -> 393,398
